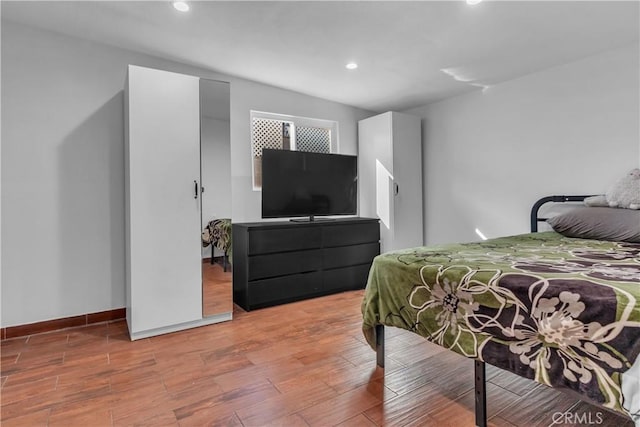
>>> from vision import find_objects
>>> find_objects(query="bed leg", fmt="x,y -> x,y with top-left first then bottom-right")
375,324 -> 385,368
475,360 -> 487,427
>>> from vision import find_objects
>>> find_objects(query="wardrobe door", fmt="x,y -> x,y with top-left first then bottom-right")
358,111 -> 423,253
125,65 -> 202,338
358,112 -> 394,253
390,112 -> 423,251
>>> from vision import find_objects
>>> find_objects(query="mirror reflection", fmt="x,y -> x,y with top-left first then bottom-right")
200,79 -> 232,317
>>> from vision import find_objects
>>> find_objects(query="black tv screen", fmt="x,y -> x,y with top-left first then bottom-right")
261,149 -> 357,219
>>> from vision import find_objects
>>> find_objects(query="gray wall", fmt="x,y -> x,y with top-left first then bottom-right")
405,43 -> 640,245
1,21 -> 373,327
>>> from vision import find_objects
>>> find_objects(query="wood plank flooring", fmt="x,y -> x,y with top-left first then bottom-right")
202,261 -> 233,316
1,290 -> 634,426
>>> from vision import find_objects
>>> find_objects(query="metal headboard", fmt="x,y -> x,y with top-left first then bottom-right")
530,195 -> 595,232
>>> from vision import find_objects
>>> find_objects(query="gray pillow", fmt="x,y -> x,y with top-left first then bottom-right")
547,207 -> 640,243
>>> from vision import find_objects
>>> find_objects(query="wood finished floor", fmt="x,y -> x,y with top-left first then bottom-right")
202,261 -> 233,317
1,290 -> 633,427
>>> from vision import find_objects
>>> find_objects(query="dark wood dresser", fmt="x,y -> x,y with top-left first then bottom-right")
232,217 -> 380,310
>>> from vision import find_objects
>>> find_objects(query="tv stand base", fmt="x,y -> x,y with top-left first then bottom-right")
290,215 -> 335,222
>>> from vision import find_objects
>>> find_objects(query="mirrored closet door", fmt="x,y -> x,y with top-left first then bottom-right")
200,79 -> 233,317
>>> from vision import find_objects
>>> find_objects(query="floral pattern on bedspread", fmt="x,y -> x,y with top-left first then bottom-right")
362,232 -> 640,416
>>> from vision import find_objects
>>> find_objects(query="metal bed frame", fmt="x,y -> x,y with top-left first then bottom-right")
374,195 -> 593,427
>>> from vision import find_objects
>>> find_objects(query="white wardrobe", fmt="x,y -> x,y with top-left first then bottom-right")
358,111 -> 424,253
125,65 -> 231,340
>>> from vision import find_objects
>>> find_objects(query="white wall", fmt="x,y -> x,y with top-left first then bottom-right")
0,21 -> 372,327
406,43 -> 640,245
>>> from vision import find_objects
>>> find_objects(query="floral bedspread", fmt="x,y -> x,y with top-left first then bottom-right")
362,232 -> 640,418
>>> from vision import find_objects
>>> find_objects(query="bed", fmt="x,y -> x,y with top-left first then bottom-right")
362,196 -> 640,426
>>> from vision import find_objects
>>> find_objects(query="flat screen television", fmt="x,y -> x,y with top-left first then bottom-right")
261,149 -> 357,220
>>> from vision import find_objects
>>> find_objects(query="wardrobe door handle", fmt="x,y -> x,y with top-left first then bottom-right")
194,180 -> 198,199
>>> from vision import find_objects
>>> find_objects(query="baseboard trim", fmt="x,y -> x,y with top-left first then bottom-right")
2,308 -> 126,340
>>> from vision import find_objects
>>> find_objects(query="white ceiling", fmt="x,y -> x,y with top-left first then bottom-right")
2,1 -> 639,112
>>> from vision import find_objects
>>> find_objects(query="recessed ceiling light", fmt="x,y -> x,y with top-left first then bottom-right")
173,1 -> 190,12
466,0 -> 482,5
346,62 -> 358,70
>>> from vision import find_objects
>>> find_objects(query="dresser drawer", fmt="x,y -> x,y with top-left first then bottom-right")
322,221 -> 380,247
323,264 -> 372,292
248,249 -> 322,280
323,242 -> 380,270
248,227 -> 322,254
248,271 -> 322,307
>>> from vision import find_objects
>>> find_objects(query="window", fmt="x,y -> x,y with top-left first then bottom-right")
250,111 -> 338,189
